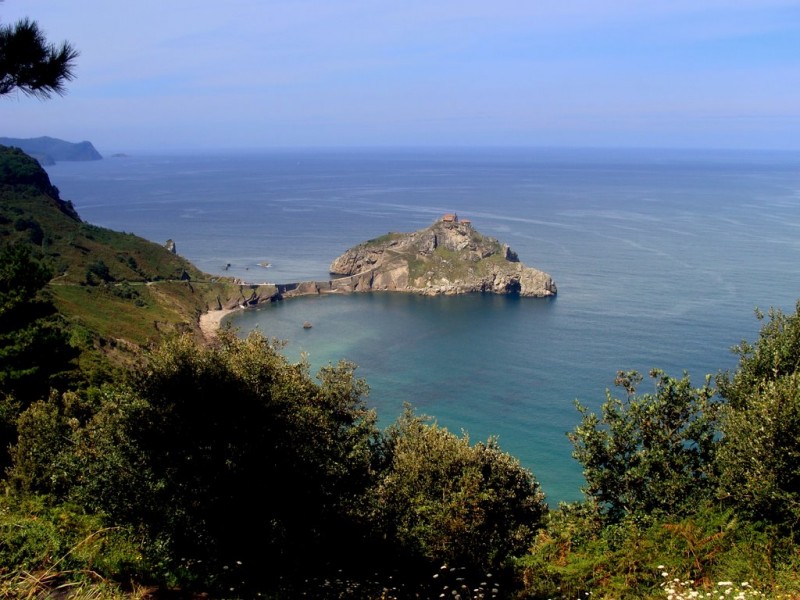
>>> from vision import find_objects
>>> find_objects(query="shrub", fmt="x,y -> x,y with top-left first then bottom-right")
569,370 -> 720,522
0,495 -> 143,590
373,406 -> 547,572
10,330 -> 381,593
518,503 -> 799,600
717,304 -> 800,531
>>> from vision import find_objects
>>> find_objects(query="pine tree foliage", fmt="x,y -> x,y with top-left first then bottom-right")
0,17 -> 78,98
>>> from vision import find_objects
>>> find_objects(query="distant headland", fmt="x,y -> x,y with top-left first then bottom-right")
0,136 -> 102,165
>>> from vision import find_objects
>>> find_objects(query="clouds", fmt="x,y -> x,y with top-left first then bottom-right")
2,0 -> 799,150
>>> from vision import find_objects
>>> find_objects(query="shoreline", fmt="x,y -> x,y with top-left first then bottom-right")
199,307 -> 239,340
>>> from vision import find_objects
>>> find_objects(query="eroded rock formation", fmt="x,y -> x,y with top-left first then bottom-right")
328,217 -> 556,297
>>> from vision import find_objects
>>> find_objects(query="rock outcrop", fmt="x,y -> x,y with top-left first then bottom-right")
217,284 -> 280,310
328,217 -> 556,297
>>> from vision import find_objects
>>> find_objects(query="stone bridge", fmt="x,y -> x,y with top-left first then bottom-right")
274,270 -> 375,298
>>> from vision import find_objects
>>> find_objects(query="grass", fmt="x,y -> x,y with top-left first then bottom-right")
0,496 -> 151,600
364,232 -> 404,247
2,147 -> 279,368
406,245 -> 512,284
658,571 -> 800,600
50,279 -> 273,346
51,283 -> 192,346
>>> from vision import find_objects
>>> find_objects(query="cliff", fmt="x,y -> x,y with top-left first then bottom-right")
329,217 -> 556,297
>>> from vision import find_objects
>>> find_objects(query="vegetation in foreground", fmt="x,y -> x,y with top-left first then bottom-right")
1,147 -> 800,599
3,13 -> 794,599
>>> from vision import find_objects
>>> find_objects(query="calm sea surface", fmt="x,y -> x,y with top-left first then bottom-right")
45,148 -> 800,504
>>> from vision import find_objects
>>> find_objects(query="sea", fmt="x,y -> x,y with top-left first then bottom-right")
43,147 -> 800,505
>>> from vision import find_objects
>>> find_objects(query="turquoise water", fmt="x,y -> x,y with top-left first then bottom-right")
45,148 -> 800,504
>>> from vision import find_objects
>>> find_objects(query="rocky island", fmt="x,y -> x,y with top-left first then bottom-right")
327,214 -> 556,297
202,214 -> 556,329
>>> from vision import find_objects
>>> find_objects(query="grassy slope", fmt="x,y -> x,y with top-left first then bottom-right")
406,245 -> 510,282
0,146 -> 254,362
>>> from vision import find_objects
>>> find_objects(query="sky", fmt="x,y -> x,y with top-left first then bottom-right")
1,0 -> 799,152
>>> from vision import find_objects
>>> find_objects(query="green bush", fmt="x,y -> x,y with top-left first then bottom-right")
10,330 -> 381,593
518,503 -> 799,600
85,259 -> 111,285
373,406 -> 547,572
569,370 -> 720,522
0,495 -> 143,584
717,304 -> 800,531
0,243 -> 76,468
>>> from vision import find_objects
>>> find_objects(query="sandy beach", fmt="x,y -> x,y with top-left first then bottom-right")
199,307 -> 238,340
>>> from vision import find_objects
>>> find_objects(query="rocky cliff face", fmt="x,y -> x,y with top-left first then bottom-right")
329,219 -> 557,297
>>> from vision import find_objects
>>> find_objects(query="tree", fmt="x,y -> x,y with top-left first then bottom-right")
373,405 -> 547,571
569,370 -> 720,522
716,303 -> 800,530
0,244 -> 74,400
10,330 -> 381,593
717,303 -> 800,410
0,244 -> 75,468
0,17 -> 78,98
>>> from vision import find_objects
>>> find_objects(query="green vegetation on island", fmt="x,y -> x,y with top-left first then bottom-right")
1,147 -> 800,599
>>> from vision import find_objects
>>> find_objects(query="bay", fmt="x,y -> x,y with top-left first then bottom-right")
45,147 -> 800,504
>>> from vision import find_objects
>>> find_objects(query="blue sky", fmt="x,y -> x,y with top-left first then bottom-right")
2,0 -> 799,152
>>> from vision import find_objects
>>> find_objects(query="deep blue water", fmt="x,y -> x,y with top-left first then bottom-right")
45,147 -> 800,504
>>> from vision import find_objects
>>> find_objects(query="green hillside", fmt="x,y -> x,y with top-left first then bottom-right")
0,145 -> 253,354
